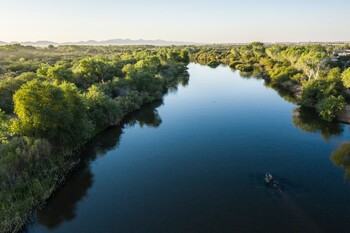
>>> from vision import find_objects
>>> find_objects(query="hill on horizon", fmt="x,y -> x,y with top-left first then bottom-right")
0,39 -> 198,46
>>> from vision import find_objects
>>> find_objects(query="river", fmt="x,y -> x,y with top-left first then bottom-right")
25,63 -> 350,233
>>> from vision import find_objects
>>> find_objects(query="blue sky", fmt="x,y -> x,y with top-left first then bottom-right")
1,0 -> 349,43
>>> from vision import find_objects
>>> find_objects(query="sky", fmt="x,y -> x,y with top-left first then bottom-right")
1,0 -> 350,43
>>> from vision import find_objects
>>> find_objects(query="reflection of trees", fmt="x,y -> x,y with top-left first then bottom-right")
124,100 -> 163,128
265,82 -> 298,104
37,166 -> 93,229
238,67 -> 263,79
331,143 -> 350,180
163,71 -> 189,94
292,107 -> 343,140
179,72 -> 189,87
36,99 -> 163,229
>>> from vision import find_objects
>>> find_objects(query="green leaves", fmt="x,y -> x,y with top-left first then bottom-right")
74,57 -> 120,87
341,68 -> 350,88
84,85 -> 123,128
316,95 -> 346,122
301,74 -> 346,121
12,79 -> 93,144
0,109 -> 11,143
0,72 -> 37,113
38,64 -> 74,84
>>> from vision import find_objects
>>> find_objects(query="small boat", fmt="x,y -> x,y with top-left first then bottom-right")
265,173 -> 280,189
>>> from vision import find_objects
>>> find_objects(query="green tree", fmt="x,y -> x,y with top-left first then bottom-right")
0,72 -> 37,113
341,68 -> 350,88
0,109 -> 11,143
12,80 -> 92,144
74,57 -> 120,87
126,69 -> 164,93
316,95 -> 345,122
38,64 -> 74,84
296,51 -> 328,81
134,56 -> 160,74
84,85 -> 123,128
301,77 -> 343,108
280,46 -> 306,65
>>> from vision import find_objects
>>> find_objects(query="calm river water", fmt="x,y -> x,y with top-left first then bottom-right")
26,63 -> 350,233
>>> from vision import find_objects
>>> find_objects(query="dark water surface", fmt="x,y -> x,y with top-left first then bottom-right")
26,64 -> 350,233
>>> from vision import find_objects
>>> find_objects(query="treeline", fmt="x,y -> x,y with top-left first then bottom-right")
0,45 -> 189,232
1,42 -> 350,232
190,43 -> 350,121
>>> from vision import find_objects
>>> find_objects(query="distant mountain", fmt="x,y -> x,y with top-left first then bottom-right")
62,39 -> 196,46
20,40 -> 59,46
0,39 -> 197,47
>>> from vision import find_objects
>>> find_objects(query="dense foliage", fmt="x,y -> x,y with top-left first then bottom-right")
190,43 -> 350,121
0,44 -> 189,232
1,42 -> 350,232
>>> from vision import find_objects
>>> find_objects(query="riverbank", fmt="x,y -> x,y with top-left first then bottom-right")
0,45 -> 190,233
191,43 -> 350,122
0,88 -> 179,233
24,63 -> 350,233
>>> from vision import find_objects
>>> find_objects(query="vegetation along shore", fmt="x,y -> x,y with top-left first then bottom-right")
1,42 -> 350,232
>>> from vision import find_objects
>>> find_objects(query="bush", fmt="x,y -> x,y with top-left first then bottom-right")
236,64 -> 254,72
207,61 -> 220,68
84,85 -> 123,129
12,80 -> 93,144
341,68 -> 350,88
229,61 -> 242,69
0,72 -> 37,113
301,78 -> 344,108
0,109 -> 11,143
316,95 -> 345,122
0,137 -> 51,187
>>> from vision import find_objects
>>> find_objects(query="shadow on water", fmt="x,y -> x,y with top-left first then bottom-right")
292,107 -> 343,141
27,100 -> 164,231
292,107 -> 350,180
331,143 -> 350,180
166,71 -> 190,94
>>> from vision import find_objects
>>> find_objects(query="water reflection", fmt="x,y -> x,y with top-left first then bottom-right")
237,71 -> 259,79
331,143 -> 350,180
166,72 -> 189,93
33,100 -> 164,230
179,73 -> 189,87
36,166 -> 93,229
265,83 -> 298,104
126,100 -> 163,128
292,107 -> 343,140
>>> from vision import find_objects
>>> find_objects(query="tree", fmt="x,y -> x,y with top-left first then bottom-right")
38,64 -> 74,84
12,79 -> 93,144
341,68 -> 350,88
0,72 -> 37,113
266,44 -> 287,61
316,95 -> 345,122
301,78 -> 343,108
0,109 -> 11,143
296,51 -> 329,81
126,69 -> 164,93
0,136 -> 51,185
179,49 -> 190,63
134,56 -> 160,74
281,46 -> 306,65
74,57 -> 120,87
84,85 -> 123,128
